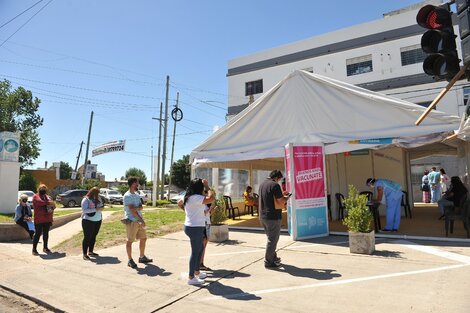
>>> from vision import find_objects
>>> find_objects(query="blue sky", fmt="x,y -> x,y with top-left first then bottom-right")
0,0 -> 422,181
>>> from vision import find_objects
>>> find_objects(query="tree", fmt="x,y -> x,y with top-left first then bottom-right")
77,179 -> 101,190
170,154 -> 190,189
18,171 -> 38,191
0,80 -> 43,167
124,167 -> 147,186
59,161 -> 73,179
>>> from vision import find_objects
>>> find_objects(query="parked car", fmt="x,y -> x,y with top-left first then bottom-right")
162,189 -> 179,200
170,191 -> 186,204
17,190 -> 34,206
136,190 -> 148,204
56,189 -> 88,207
99,188 -> 123,204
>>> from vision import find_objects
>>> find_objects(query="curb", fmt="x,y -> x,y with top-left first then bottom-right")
0,284 -> 65,313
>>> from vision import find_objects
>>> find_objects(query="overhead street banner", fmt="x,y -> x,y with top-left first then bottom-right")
92,140 -> 125,157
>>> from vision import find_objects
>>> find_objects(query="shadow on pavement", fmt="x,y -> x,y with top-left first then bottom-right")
210,269 -> 250,279
271,264 -> 341,280
214,239 -> 246,246
39,252 -> 66,260
136,264 -> 172,277
205,281 -> 261,301
94,256 -> 121,265
373,250 -> 403,258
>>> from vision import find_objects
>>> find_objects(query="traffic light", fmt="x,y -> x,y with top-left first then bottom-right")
457,0 -> 470,65
416,4 -> 460,80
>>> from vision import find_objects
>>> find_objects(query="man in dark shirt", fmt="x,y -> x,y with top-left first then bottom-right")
259,170 -> 289,268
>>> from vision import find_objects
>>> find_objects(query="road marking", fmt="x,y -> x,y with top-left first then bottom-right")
198,263 -> 469,301
395,239 -> 470,264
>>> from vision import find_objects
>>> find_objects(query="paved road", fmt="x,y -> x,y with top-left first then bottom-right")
1,222 -> 470,313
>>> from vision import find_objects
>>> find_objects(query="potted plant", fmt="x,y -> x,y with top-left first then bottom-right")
342,185 -> 375,254
209,195 -> 229,242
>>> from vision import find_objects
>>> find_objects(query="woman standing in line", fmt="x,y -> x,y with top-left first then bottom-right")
178,178 -> 214,285
32,184 -> 55,256
14,194 -> 35,239
81,187 -> 105,261
422,170 -> 431,203
440,168 -> 450,194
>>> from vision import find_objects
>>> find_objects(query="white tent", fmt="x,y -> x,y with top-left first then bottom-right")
191,70 -> 461,166
456,109 -> 470,141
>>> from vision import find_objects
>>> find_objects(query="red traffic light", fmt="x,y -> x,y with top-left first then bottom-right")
416,5 -> 452,29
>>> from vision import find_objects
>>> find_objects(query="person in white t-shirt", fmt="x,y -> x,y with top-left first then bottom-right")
178,178 -> 214,285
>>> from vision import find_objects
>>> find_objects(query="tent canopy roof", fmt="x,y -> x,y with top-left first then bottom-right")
192,70 -> 460,166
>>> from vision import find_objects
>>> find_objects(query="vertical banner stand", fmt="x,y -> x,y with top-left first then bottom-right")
285,143 -> 329,240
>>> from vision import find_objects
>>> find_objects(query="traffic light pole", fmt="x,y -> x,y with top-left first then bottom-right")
415,63 -> 470,125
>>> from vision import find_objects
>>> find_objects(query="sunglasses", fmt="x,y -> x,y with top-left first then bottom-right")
21,199 -> 28,202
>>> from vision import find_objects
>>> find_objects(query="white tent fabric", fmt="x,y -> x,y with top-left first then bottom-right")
191,70 -> 461,165
456,109 -> 470,141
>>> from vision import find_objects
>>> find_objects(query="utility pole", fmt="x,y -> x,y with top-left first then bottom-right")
168,92 -> 179,195
152,102 -> 163,206
74,141 -> 84,172
161,75 -> 169,200
83,111 -> 94,182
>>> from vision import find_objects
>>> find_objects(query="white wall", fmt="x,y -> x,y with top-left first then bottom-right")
0,161 -> 21,214
227,2 -> 463,119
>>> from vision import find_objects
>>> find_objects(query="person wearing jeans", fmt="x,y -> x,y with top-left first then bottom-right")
81,187 -> 104,261
32,184 -> 55,256
258,170 -> 290,268
178,178 -> 214,285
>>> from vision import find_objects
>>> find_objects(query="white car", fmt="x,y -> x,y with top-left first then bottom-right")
99,189 -> 123,204
136,190 -> 148,204
170,191 -> 186,204
18,190 -> 34,206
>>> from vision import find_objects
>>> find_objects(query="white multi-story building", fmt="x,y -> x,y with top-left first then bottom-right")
225,0 -> 468,198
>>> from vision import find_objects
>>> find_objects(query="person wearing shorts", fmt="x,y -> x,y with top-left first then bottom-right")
123,176 -> 153,269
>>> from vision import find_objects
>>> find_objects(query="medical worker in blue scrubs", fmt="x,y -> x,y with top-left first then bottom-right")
366,178 -> 403,232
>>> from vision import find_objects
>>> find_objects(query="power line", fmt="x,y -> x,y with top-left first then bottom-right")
1,74 -> 162,99
0,0 -> 44,30
0,0 -> 53,49
0,59 -> 164,86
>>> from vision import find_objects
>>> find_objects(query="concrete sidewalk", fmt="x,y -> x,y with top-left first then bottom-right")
1,228 -> 470,312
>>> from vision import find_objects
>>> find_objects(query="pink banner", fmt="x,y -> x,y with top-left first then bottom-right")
293,145 -> 325,200
284,145 -> 291,192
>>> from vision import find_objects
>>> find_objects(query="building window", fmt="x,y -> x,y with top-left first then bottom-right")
401,45 -> 426,66
463,87 -> 470,106
245,79 -> 263,96
346,55 -> 373,76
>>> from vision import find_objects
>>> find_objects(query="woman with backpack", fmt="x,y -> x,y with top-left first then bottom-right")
422,170 -> 431,203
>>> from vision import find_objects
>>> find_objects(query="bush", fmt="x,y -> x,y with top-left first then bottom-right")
146,199 -> 171,206
19,171 -> 37,191
210,196 -> 227,225
342,185 -> 372,233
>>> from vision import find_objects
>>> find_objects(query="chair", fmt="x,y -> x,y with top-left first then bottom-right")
335,193 -> 346,220
359,191 -> 373,201
223,195 -> 240,220
243,192 -> 258,216
327,194 -> 332,221
445,193 -> 470,238
401,190 -> 412,218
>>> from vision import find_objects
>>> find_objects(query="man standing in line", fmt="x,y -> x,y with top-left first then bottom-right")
258,170 -> 290,268
428,167 -> 441,203
124,176 -> 153,268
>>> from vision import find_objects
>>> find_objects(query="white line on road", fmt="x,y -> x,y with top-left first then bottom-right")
199,263 -> 469,301
395,239 -> 470,264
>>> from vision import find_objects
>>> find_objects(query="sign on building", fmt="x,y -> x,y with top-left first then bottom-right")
0,132 -> 20,162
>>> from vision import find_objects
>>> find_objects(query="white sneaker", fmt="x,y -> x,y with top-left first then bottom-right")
188,277 -> 205,285
197,272 -> 207,279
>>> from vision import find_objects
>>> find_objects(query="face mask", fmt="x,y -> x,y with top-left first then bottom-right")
39,190 -> 46,195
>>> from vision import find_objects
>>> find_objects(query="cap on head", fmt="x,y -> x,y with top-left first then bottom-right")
366,178 -> 374,186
